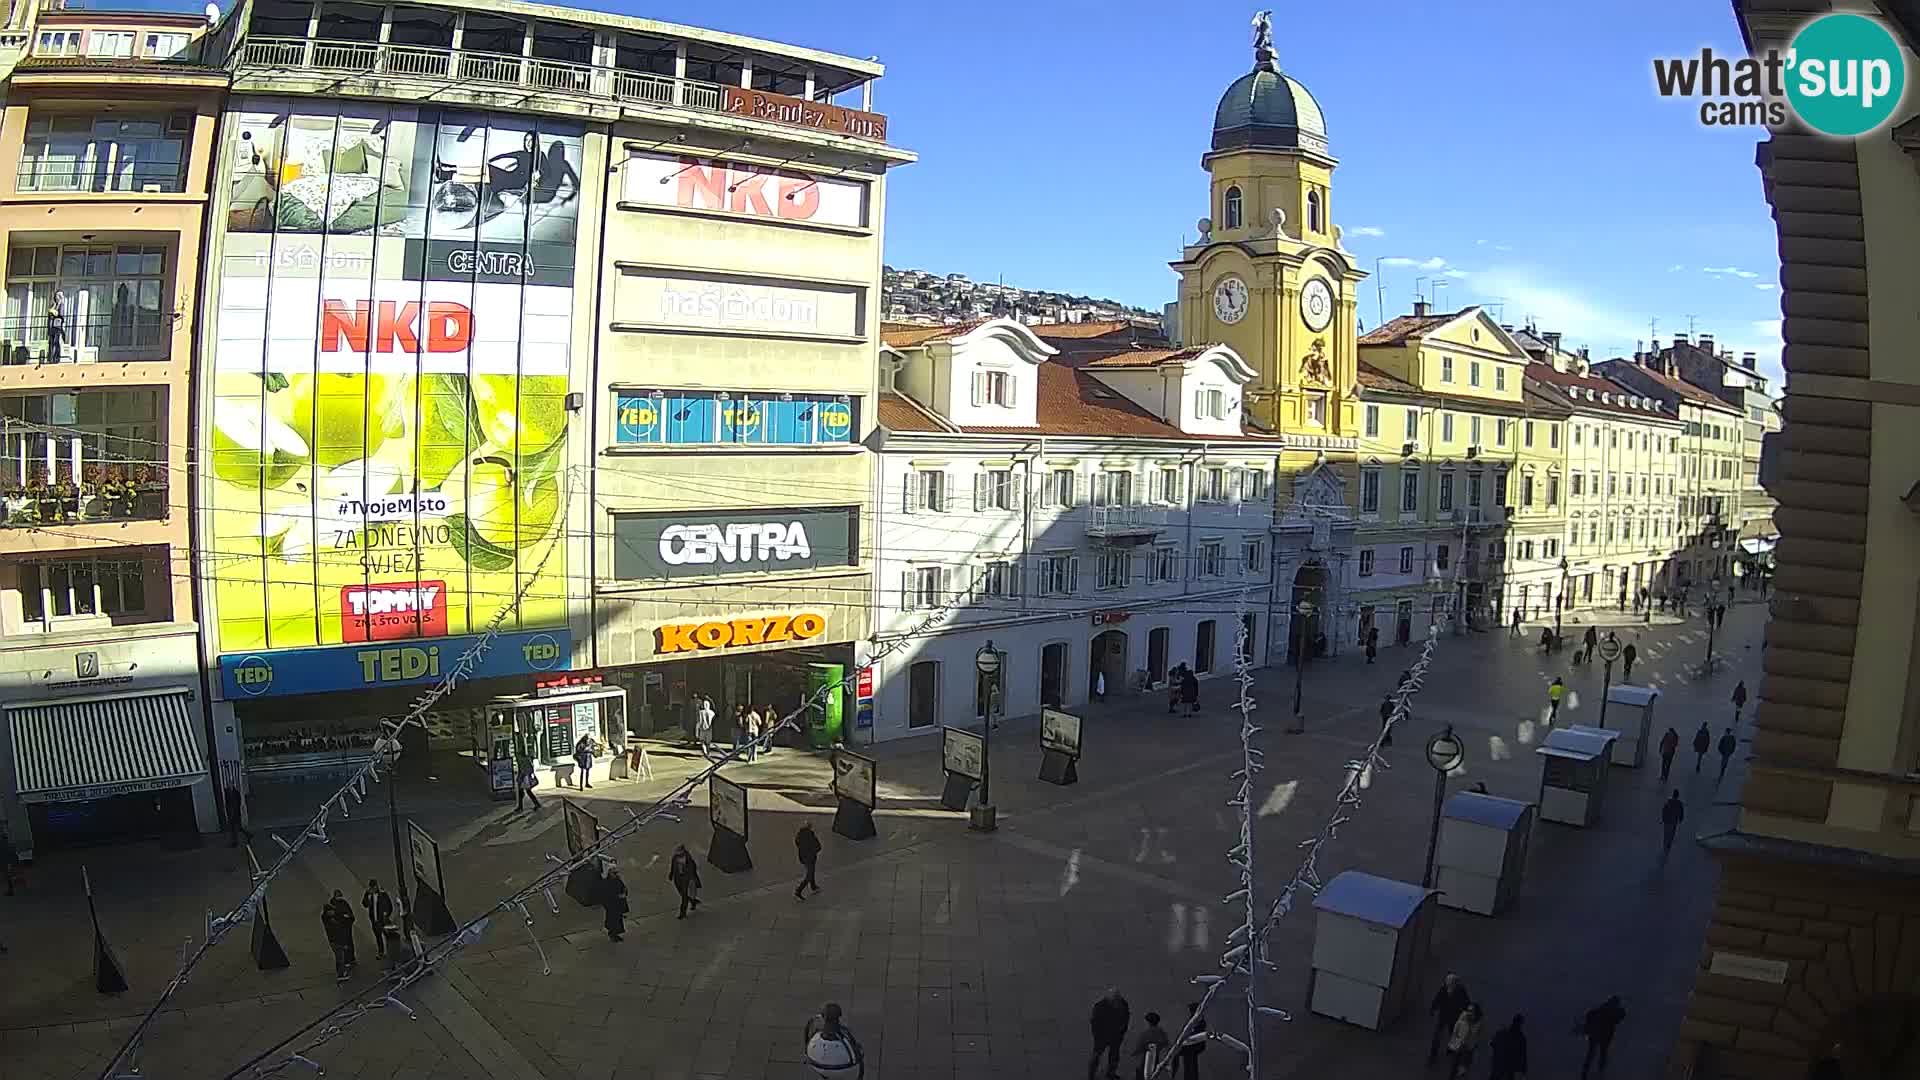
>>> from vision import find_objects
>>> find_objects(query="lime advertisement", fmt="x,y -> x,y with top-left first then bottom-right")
210,99 -> 583,654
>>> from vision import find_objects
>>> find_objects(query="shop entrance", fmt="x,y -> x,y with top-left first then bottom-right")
1039,643 -> 1066,709
908,660 -> 939,728
1289,562 -> 1328,663
29,787 -> 199,851
1147,627 -> 1169,686
1089,629 -> 1128,698
1239,613 -> 1257,663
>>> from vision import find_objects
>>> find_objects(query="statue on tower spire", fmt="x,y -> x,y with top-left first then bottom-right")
1251,10 -> 1277,71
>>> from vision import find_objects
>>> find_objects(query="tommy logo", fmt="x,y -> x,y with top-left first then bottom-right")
341,581 -> 449,642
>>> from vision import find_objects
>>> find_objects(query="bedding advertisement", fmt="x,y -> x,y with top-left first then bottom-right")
210,99 -> 583,655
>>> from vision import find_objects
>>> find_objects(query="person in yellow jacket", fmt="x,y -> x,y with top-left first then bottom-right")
1548,677 -> 1566,722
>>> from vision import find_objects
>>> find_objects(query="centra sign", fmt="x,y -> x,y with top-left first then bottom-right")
655,612 -> 827,655
660,521 -> 811,566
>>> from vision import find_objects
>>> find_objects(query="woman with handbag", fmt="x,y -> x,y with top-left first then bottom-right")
669,844 -> 702,919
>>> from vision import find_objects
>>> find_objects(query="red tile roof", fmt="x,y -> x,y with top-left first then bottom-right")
1598,360 -> 1743,414
1025,320 -> 1138,339
1357,310 -> 1468,346
1520,382 -> 1575,417
1524,362 -> 1678,421
1356,361 -> 1419,393
1078,347 -> 1207,370
880,321 -> 984,348
876,391 -> 953,433
883,367 -> 1278,442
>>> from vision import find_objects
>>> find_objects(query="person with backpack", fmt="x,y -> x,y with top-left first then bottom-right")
1578,996 -> 1626,1078
804,1002 -> 865,1078
1717,728 -> 1738,782
1658,727 -> 1681,782
1692,723 -> 1712,773
794,821 -> 823,900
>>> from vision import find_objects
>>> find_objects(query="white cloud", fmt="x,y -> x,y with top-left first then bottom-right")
1460,267 -> 1644,347
1703,266 -> 1760,280
1666,264 -> 1685,273
1441,267 -> 1472,279
1493,245 -> 1513,252
1381,255 -> 1453,271
1751,319 -> 1783,337
1475,238 -> 1489,246
1754,283 -> 1776,291
1349,225 -> 1386,237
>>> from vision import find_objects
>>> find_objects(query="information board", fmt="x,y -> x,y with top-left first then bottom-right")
942,727 -> 984,782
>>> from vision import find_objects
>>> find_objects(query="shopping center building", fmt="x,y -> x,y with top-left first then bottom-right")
189,0 -> 907,800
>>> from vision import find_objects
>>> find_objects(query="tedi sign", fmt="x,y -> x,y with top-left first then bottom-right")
612,506 -> 856,581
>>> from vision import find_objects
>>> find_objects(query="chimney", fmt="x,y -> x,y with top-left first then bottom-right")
1413,299 -> 1431,317
1543,331 -> 1562,353
1675,332 -> 1689,347
1698,333 -> 1715,354
1741,350 -> 1757,370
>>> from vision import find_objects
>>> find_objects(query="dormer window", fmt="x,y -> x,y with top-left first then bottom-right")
1196,388 -> 1228,420
1307,190 -> 1323,233
972,369 -> 1015,408
1224,186 -> 1244,230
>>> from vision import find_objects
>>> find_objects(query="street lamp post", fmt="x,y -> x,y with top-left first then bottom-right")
1703,575 -> 1724,675
1289,601 -> 1314,735
1555,556 -> 1569,648
376,733 -> 416,944
1421,725 -> 1466,889
971,642 -> 1000,832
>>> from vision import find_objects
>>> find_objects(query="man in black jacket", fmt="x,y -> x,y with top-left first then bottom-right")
1579,995 -> 1626,1078
1488,1014 -> 1527,1080
1087,987 -> 1130,1080
360,878 -> 396,959
321,889 -> 356,981
1661,791 -> 1686,862
794,822 -> 822,900
1427,972 -> 1470,1066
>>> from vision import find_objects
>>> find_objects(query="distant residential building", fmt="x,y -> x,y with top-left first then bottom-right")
1656,333 -> 1778,551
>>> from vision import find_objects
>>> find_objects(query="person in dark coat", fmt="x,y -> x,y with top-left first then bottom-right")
1086,987 -> 1130,1080
669,844 -> 702,919
1488,1014 -> 1527,1080
598,866 -> 628,941
1176,1001 -> 1206,1080
321,889 -> 356,981
1692,722 -> 1712,773
1579,995 -> 1626,1078
1378,696 -> 1395,748
1180,667 -> 1200,715
794,821 -> 822,900
1731,680 -> 1748,722
1365,626 -> 1379,664
1717,728 -> 1738,781
1658,727 -> 1681,782
361,878 -> 396,959
1581,625 -> 1598,664
1426,972 -> 1470,1066
1661,791 -> 1686,862
1622,641 -> 1638,679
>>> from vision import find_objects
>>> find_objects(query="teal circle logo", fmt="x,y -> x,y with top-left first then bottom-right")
1786,13 -> 1906,136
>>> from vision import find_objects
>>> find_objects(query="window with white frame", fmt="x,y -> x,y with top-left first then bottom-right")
1496,366 -> 1508,392
1439,471 -> 1455,512
1547,473 -> 1560,507
1524,420 -> 1535,448
971,369 -> 1015,408
1305,393 -> 1327,426
1196,388 -> 1227,420
1436,544 -> 1451,571
145,32 -> 190,58
1398,546 -> 1415,573
973,468 -> 1018,512
1544,538 -> 1559,558
1496,419 -> 1509,446
1150,544 -> 1179,583
1227,467 -> 1247,503
1360,467 -> 1381,514
1573,424 -> 1583,446
1400,471 -> 1419,513
1517,540 -> 1534,560
88,31 -> 135,58
1199,540 -> 1226,578
1404,409 -> 1419,440
1199,466 -> 1227,502
1096,549 -> 1132,590
1092,469 -> 1134,506
36,30 -> 81,56
974,559 -> 1020,600
1153,465 -> 1182,506
1521,472 -> 1535,507
1467,472 -> 1483,507
902,565 -> 952,610
1242,538 -> 1264,574
1470,360 -> 1482,387
1572,472 -> 1585,496
1043,467 -> 1076,508
1364,404 -> 1380,438
905,469 -> 947,513
1359,548 -> 1375,577
1549,424 -> 1560,449
1470,416 -> 1483,446
1244,469 -> 1267,502
19,556 -> 147,625
1441,413 -> 1455,441
1035,552 -> 1078,596
1441,356 -> 1454,382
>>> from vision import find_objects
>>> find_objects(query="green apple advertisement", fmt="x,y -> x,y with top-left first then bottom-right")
210,99 -> 583,653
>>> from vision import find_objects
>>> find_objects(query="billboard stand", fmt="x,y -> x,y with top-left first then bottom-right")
84,866 -> 129,994
939,727 -> 985,812
1039,708 -> 1084,787
707,775 -> 752,873
560,800 -> 604,907
406,821 -> 457,936
245,846 -> 291,970
830,748 -> 877,841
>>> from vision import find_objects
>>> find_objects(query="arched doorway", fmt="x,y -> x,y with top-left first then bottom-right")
1089,629 -> 1128,699
1288,561 -> 1328,664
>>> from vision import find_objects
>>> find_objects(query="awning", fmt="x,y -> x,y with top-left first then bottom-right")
1739,537 -> 1776,555
8,689 -> 206,804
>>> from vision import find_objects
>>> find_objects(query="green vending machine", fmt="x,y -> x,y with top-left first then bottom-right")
805,663 -> 845,749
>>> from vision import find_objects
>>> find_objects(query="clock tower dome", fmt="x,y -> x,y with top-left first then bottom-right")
1172,13 -> 1368,441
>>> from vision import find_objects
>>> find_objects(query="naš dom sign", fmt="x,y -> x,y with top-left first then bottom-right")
654,612 -> 827,655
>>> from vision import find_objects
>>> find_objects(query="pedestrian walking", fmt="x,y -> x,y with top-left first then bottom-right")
572,733 -> 597,789
360,878 -> 395,959
1622,641 -> 1638,680
1658,727 -> 1680,782
1511,608 -> 1523,638
1692,722 -> 1712,773
733,705 -> 749,754
1180,666 -> 1199,715
693,696 -> 716,758
1086,987 -> 1131,1080
1094,669 -> 1107,703
1547,677 -> 1566,722
1661,790 -> 1686,862
804,1002 -> 865,1079
1378,696 -> 1396,748
1578,996 -> 1626,1078
745,707 -> 763,763
321,888 -> 357,981
598,865 -> 628,942
1487,1013 -> 1528,1080
1731,680 -> 1748,723
1717,728 -> 1738,781
223,780 -> 254,849
1166,665 -> 1183,714
1446,1002 -> 1485,1079
1129,1010 -> 1170,1080
794,821 -> 823,900
1365,626 -> 1379,664
1426,972 -> 1471,1066
669,844 -> 702,919
1176,1001 -> 1206,1080
517,749 -> 542,811
763,703 -> 781,748
1581,626 -> 1598,665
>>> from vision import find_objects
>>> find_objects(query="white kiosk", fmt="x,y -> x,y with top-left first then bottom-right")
1434,791 -> 1536,916
1535,726 -> 1620,826
1600,685 -> 1658,767
1309,871 -> 1437,1030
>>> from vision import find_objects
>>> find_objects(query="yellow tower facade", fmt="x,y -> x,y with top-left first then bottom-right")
1171,24 -> 1369,444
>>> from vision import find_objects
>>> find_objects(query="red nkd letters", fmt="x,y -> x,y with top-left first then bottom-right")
321,300 -> 473,354
677,162 -> 822,221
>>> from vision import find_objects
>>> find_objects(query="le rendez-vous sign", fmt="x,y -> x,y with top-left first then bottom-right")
720,86 -> 889,143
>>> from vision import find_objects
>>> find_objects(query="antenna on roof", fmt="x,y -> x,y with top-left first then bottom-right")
1373,257 -> 1386,327
1685,313 -> 1698,338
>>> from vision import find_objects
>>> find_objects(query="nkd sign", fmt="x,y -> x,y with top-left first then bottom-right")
611,506 -> 857,581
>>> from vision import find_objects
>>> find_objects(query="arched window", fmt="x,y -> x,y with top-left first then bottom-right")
1223,186 -> 1243,230
1307,190 -> 1323,233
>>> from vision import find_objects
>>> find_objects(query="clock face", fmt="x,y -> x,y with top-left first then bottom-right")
1301,278 -> 1335,332
1212,276 -> 1249,325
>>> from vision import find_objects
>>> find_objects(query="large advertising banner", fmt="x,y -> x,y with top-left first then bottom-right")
210,99 -> 584,658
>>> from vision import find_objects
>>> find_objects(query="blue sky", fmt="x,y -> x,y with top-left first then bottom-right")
596,0 -> 1786,381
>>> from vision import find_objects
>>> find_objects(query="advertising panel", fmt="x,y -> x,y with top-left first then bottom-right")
615,270 -> 863,338
407,820 -> 444,893
562,799 -> 600,857
209,98 -> 584,660
831,748 -> 876,807
1041,708 -> 1083,757
610,506 -> 857,581
621,151 -> 869,228
709,774 -> 748,837
942,726 -> 984,781
611,390 -> 854,446
218,628 -> 571,699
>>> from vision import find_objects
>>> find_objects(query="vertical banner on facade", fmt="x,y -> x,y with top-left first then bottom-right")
210,99 -> 583,655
